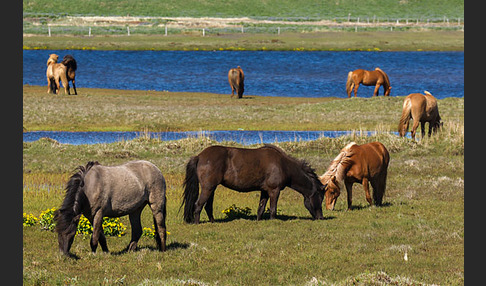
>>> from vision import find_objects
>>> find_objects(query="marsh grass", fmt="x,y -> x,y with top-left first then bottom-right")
23,121 -> 463,285
23,85 -> 464,133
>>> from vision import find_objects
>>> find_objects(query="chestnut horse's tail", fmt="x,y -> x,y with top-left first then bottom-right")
346,71 -> 354,96
398,97 -> 412,136
181,156 -> 200,223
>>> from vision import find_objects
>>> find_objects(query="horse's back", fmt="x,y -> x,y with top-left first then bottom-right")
83,160 -> 165,216
348,142 -> 389,178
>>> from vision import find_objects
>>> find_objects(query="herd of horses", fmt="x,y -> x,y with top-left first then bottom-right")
45,54 -> 443,257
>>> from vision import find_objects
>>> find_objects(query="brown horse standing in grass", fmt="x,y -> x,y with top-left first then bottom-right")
61,55 -> 78,95
181,144 -> 325,224
228,66 -> 245,98
346,67 -> 391,97
319,142 -> 389,210
46,54 -> 70,95
398,91 -> 442,140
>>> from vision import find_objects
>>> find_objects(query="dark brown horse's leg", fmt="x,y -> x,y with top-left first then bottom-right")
345,181 -> 354,210
421,121 -> 427,138
256,191 -> 269,220
267,189 -> 280,219
194,186 -> 216,224
204,191 -> 216,223
72,80 -> 77,95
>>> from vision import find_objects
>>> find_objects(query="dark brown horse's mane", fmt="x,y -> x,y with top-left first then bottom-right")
54,161 -> 99,235
262,144 -> 321,184
61,55 -> 77,71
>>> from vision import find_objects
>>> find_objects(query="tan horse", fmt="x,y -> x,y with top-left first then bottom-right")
346,67 -> 391,97
228,66 -> 245,98
319,142 -> 389,210
46,54 -> 70,95
398,91 -> 442,140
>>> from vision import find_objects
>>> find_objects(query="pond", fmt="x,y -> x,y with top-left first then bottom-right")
23,130 -> 389,145
23,50 -> 464,98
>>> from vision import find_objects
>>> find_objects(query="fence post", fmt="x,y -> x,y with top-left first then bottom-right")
127,26 -> 130,36
48,25 -> 51,37
165,25 -> 168,36
203,28 -> 205,36
88,27 -> 91,37
277,27 -> 280,35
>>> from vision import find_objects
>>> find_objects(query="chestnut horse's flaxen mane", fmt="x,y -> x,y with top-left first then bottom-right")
319,142 -> 356,189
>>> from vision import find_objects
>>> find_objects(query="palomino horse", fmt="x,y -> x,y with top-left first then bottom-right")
61,55 -> 78,95
228,66 -> 245,98
346,67 -> 391,97
319,142 -> 389,210
181,144 -> 325,224
46,54 -> 70,95
398,91 -> 442,140
54,161 -> 167,257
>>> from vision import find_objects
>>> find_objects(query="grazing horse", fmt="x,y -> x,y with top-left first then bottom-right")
61,55 -> 78,95
398,91 -> 442,140
319,142 -> 389,210
228,66 -> 245,98
46,54 -> 70,95
346,67 -> 391,97
54,160 -> 167,257
181,144 -> 325,224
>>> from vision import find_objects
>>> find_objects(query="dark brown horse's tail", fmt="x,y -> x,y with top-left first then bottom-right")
398,97 -> 412,136
345,71 -> 354,96
181,156 -> 200,223
54,161 -> 98,237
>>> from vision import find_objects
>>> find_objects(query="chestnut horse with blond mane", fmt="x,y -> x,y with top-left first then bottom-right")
46,54 -> 70,95
346,67 -> 391,97
398,91 -> 442,140
319,142 -> 389,210
228,66 -> 245,98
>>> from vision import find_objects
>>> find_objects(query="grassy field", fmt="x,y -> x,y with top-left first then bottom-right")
23,0 -> 464,19
23,30 -> 464,52
23,85 -> 464,132
23,85 -> 464,285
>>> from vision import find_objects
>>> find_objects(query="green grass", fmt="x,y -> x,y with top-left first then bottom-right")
23,0 -> 464,19
23,85 -> 464,132
23,124 -> 464,285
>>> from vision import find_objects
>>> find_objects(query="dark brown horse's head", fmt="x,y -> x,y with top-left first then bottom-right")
321,175 -> 341,210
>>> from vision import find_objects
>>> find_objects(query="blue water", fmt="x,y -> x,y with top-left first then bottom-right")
23,50 -> 463,98
23,130 -> 386,145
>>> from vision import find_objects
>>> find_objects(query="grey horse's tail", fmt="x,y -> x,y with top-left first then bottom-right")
54,161 -> 98,236
181,156 -> 200,223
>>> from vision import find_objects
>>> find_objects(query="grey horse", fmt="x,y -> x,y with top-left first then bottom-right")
54,160 -> 167,257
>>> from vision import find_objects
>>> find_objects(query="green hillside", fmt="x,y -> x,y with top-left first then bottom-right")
23,0 -> 464,20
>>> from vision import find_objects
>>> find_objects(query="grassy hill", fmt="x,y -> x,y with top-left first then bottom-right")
23,0 -> 464,20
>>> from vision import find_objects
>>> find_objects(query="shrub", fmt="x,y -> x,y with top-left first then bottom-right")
23,213 -> 38,227
39,207 -> 56,231
221,204 -> 252,219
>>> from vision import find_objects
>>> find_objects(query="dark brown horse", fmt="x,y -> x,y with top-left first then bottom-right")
61,55 -> 78,95
346,67 -> 391,97
398,91 -> 442,140
228,66 -> 245,98
181,144 -> 325,224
